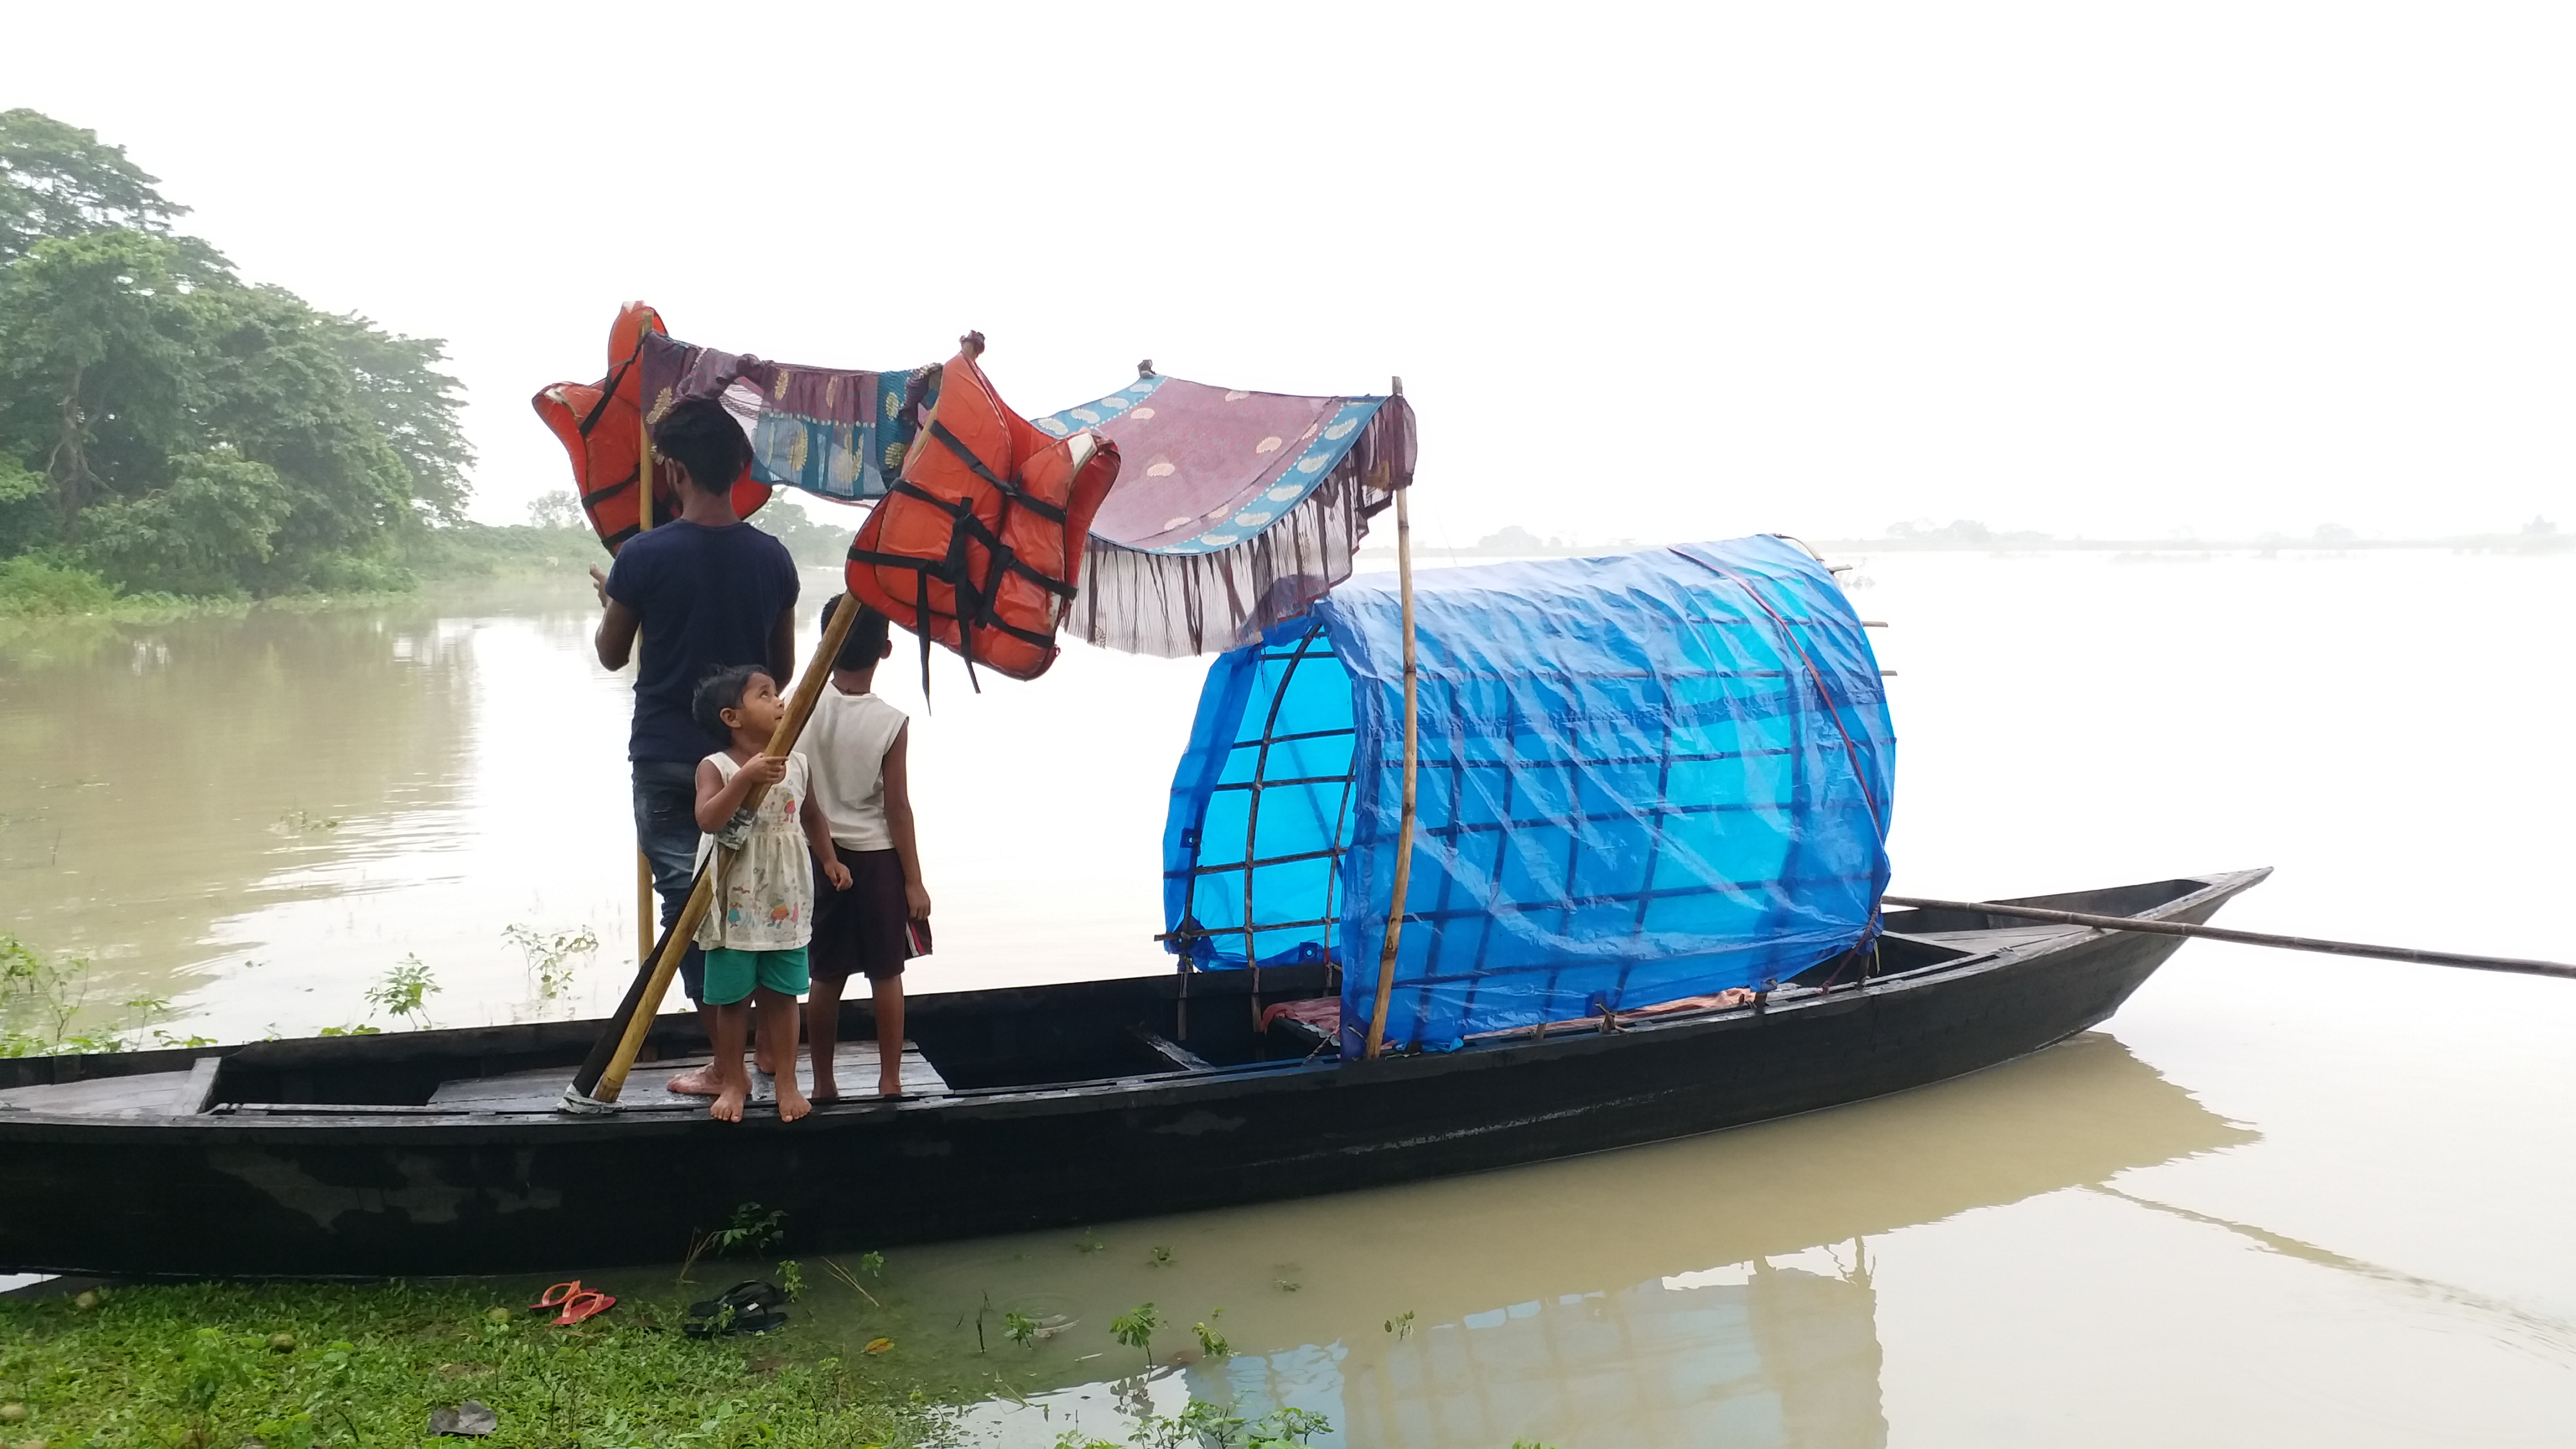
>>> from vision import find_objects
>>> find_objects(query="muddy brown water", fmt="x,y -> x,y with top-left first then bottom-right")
3,551 -> 2572,1445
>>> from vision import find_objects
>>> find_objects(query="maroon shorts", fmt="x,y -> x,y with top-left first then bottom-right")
811,846 -> 916,982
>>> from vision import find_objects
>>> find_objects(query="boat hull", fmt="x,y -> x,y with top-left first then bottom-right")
0,872 -> 2262,1278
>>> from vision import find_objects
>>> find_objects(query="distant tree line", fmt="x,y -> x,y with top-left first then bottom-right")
0,109 -> 470,598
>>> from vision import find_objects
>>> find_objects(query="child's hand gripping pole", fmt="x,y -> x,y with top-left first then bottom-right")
562,598 -> 864,1112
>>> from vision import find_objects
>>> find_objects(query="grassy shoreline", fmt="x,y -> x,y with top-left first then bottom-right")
0,525 -> 606,623
0,1277 -> 948,1447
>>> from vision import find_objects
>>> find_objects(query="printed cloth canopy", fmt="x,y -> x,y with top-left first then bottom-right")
1034,373 -> 1418,659
627,326 -> 1418,661
637,332 -> 936,503
1160,537 -> 1895,1057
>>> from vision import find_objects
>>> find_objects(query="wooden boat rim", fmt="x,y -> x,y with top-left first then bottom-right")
0,869 -> 2270,1135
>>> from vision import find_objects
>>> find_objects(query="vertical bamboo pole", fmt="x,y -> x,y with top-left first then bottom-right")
633,410 -> 657,965
1363,380 -> 1417,1060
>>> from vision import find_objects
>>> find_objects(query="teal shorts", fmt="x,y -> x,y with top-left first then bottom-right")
700,946 -> 810,1006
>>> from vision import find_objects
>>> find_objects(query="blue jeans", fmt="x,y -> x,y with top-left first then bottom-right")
633,759 -> 709,1005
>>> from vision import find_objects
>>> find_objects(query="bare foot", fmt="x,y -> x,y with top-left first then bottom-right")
775,1081 -> 811,1123
809,1073 -> 840,1106
666,1066 -> 721,1097
711,1083 -> 747,1123
877,1071 -> 905,1099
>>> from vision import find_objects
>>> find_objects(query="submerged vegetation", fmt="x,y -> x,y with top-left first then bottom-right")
0,933 -> 207,1058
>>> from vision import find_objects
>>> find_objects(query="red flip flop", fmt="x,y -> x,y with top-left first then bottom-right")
527,1281 -> 617,1325
552,1287 -> 615,1325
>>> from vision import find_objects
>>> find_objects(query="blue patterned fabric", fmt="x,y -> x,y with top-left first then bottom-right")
640,333 -> 932,504
1161,538 -> 1895,1055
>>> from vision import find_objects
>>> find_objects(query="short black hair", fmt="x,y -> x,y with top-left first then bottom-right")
691,664 -> 768,741
818,593 -> 892,670
652,396 -> 750,496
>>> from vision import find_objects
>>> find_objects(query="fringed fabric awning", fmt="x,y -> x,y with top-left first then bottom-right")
605,312 -> 1421,661
1035,373 -> 1418,659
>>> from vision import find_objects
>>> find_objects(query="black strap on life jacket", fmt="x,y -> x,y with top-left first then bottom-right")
575,333 -> 652,536
845,421 -> 1081,701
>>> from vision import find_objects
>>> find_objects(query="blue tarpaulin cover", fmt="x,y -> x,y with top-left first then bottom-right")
1162,537 -> 1895,1055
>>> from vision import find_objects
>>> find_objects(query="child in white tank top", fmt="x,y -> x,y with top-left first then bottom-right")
804,597 -> 934,1101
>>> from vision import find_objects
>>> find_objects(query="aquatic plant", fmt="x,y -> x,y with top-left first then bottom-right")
1119,1400 -> 1334,1449
362,954 -> 439,1029
712,1204 -> 786,1256
265,808 -> 343,837
0,934 -> 207,1055
1193,1316 -> 1231,1358
1002,1309 -> 1039,1349
503,923 -> 598,1007
1076,1229 -> 1105,1254
1109,1302 -> 1161,1365
1385,1309 -> 1415,1339
1148,1244 -> 1172,1267
681,1204 -> 787,1284
818,1256 -> 883,1308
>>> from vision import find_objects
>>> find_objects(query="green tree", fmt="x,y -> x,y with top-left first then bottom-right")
0,228 -> 198,539
0,108 -> 227,278
528,489 -> 584,529
0,110 -> 472,595
316,310 -> 471,525
78,448 -> 290,596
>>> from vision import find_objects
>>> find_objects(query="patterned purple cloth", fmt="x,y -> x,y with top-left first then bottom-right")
640,333 -> 935,503
1034,373 -> 1418,657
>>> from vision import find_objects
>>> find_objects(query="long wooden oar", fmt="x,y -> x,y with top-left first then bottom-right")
561,598 -> 863,1112
1881,894 -> 2576,982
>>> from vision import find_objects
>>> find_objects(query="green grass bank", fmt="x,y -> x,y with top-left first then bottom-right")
0,1278 -> 946,1448
0,524 -> 607,623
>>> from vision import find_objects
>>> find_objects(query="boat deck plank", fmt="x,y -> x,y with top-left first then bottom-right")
0,1067 -> 203,1118
427,1041 -> 947,1110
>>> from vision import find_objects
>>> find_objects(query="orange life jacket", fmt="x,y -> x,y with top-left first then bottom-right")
845,334 -> 1121,688
529,301 -> 769,552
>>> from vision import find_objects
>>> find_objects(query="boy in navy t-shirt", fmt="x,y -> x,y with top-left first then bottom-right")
589,396 -> 798,1096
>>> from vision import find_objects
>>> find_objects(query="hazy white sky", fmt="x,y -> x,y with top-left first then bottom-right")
12,2 -> 2572,543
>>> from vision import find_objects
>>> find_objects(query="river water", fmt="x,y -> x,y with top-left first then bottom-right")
3,548 -> 2572,1445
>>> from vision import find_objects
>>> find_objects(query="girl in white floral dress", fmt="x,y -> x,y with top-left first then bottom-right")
690,665 -> 851,1123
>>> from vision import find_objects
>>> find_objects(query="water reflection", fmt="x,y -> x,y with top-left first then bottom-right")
0,579 -> 637,1038
0,570 -> 1201,1040
837,1033 -> 2253,1447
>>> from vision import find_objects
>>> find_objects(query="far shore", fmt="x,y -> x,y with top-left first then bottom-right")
1369,531 -> 2572,561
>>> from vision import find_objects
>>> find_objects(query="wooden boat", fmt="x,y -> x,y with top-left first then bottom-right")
0,868 -> 2265,1278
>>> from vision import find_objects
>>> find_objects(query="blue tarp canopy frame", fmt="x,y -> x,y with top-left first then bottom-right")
1161,536 -> 1896,1056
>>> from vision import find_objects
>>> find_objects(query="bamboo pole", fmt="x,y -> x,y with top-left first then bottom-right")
1363,383 -> 1417,1061
634,410 -> 657,965
634,853 -> 655,968
568,597 -> 863,1109
1881,894 -> 2576,981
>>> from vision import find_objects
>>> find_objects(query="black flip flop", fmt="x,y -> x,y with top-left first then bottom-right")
684,1279 -> 788,1338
